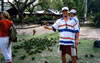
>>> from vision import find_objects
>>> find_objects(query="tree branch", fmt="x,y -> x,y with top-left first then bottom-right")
27,0 -> 36,7
7,0 -> 16,9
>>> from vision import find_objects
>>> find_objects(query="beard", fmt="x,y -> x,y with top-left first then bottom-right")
64,16 -> 67,17
63,14 -> 68,18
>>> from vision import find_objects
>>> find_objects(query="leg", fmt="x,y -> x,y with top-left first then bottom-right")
61,53 -> 66,63
71,56 -> 76,63
60,45 -> 67,63
0,38 -> 12,63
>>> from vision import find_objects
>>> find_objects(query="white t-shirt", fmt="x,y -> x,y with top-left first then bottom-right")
52,17 -> 79,45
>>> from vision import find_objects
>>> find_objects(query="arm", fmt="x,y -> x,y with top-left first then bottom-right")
75,32 -> 79,47
44,20 -> 59,31
44,25 -> 53,30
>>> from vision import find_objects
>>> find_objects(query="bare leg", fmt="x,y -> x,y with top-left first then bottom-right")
71,56 -> 76,63
61,53 -> 66,63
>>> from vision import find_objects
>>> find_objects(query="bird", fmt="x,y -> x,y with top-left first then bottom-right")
33,29 -> 36,35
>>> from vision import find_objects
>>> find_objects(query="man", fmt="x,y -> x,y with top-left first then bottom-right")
69,9 -> 80,60
44,7 -> 79,63
69,9 -> 79,26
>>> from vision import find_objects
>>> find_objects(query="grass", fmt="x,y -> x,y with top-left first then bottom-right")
0,33 -> 100,63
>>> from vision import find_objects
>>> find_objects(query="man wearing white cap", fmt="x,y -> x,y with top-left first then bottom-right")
69,9 -> 79,24
44,7 -> 79,63
70,9 -> 80,60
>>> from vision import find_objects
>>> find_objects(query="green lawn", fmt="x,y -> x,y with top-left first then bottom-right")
0,33 -> 100,63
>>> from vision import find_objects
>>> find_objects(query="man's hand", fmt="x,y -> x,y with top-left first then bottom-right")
44,25 -> 49,29
44,25 -> 52,30
75,39 -> 78,47
75,32 -> 79,47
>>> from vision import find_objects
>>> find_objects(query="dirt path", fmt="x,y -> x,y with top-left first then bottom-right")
16,25 -> 100,40
80,27 -> 100,40
17,26 -> 54,35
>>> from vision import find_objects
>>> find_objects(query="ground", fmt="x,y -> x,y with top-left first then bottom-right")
16,24 -> 100,40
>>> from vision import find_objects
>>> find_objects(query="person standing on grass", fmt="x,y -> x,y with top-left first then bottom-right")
69,9 -> 80,60
0,11 -> 13,63
44,7 -> 79,63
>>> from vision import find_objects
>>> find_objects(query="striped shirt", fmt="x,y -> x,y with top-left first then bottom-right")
52,17 -> 80,45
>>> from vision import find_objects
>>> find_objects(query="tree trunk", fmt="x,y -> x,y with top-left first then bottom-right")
84,0 -> 88,20
17,10 -> 24,22
1,0 -> 4,11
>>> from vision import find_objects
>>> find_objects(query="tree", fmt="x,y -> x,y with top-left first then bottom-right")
38,0 -> 51,10
26,0 -> 42,16
1,0 -> 4,11
50,0 -> 63,10
7,0 -> 36,21
62,0 -> 85,17
88,0 -> 100,15
84,0 -> 87,20
62,0 -> 69,6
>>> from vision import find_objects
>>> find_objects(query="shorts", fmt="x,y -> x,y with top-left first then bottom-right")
0,37 -> 12,62
59,45 -> 77,56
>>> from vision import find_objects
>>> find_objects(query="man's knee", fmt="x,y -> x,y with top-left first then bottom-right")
61,52 -> 66,58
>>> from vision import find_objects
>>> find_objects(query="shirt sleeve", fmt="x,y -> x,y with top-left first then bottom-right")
52,20 -> 59,32
73,19 -> 80,33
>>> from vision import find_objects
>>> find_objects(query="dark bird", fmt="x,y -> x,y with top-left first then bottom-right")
33,29 -> 36,35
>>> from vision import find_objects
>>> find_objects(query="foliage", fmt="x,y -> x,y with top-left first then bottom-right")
61,0 -> 85,17
24,16 -> 39,24
88,0 -> 100,14
11,16 -> 39,24
12,36 -> 58,61
11,18 -> 21,24
39,0 -> 51,10
50,0 -> 63,11
11,15 -> 53,24
74,0 -> 85,17
40,15 -> 53,21
94,12 -> 100,27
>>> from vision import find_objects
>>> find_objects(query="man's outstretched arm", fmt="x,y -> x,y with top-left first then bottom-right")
44,25 -> 53,30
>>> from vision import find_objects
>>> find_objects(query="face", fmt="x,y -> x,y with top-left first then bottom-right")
62,10 -> 69,17
70,13 -> 74,17
0,13 -> 4,19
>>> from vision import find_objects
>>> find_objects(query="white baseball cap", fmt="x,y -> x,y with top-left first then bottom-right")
61,7 -> 69,11
69,9 -> 77,14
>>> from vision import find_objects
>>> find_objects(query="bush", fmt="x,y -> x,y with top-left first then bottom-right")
24,16 -> 39,24
40,15 -> 53,21
11,18 -> 21,24
12,37 -> 58,59
94,12 -> 100,27
11,15 -> 53,24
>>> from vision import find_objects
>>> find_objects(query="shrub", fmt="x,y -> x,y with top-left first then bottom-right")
12,37 -> 58,59
24,16 -> 39,24
11,18 -> 21,24
40,15 -> 53,21
94,12 -> 100,27
11,15 -> 53,24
